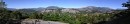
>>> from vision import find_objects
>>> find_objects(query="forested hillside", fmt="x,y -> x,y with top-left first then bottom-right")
0,3 -> 124,24
0,0 -> 129,24
0,7 -> 115,24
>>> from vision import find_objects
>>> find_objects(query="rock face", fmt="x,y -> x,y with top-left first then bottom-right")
61,8 -> 79,13
41,9 -> 57,13
21,19 -> 68,24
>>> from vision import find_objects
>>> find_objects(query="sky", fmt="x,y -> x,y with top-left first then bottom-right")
3,0 -> 128,9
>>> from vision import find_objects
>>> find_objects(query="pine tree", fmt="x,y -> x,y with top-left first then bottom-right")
104,0 -> 130,24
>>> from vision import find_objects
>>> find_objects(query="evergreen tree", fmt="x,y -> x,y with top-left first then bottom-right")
104,0 -> 130,24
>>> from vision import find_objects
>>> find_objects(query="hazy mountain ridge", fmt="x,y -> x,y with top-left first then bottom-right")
6,8 -> 17,11
77,6 -> 114,13
6,6 -> 123,13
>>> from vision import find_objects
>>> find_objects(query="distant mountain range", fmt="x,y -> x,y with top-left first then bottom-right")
6,6 -> 126,13
6,8 -> 17,11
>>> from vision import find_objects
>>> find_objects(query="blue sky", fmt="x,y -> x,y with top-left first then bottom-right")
4,0 -> 127,9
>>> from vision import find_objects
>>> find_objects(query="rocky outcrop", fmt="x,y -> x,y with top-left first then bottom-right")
21,19 -> 68,24
61,8 -> 79,13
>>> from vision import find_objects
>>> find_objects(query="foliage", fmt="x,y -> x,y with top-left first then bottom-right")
29,13 -> 43,19
40,12 -> 80,24
31,12 -> 114,24
0,8 -> 30,24
76,13 -> 113,24
0,8 -> 114,24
